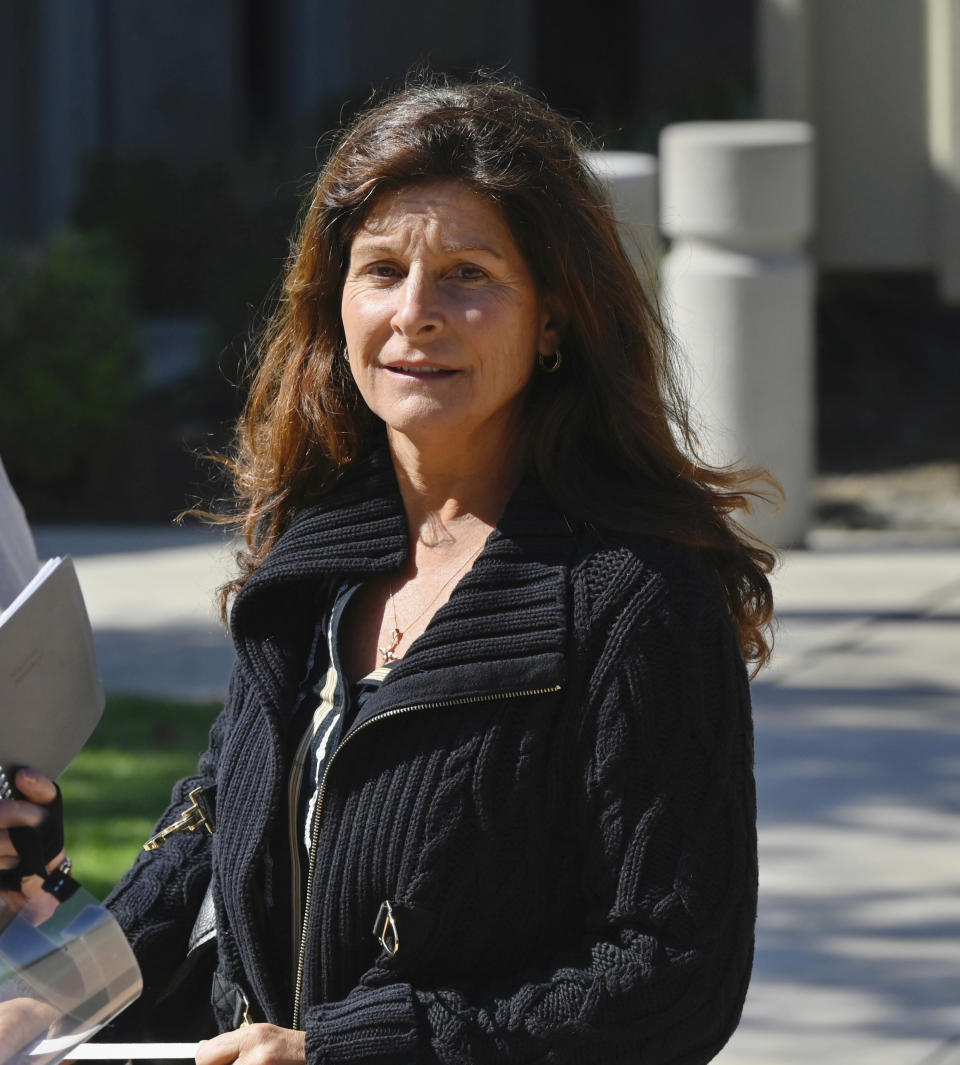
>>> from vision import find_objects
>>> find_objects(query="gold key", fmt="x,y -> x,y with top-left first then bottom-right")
143,787 -> 213,851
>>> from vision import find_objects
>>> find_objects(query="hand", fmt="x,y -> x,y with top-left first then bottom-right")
0,768 -> 56,864
196,1024 -> 306,1065
0,769 -> 65,908
0,997 -> 61,1060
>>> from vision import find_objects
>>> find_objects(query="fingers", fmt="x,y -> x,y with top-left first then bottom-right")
0,802 -> 45,833
0,812 -> 45,881
196,1031 -> 242,1065
0,770 -> 57,870
0,772 -> 54,882
195,1025 -> 306,1065
14,769 -> 57,805
0,799 -> 46,871
0,768 -> 55,855
45,849 -> 67,875
0,997 -> 61,1057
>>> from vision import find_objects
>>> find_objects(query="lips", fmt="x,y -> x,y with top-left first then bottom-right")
386,364 -> 458,378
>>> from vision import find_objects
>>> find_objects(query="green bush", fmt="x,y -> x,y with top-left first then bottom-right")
59,694 -> 220,900
0,230 -> 139,483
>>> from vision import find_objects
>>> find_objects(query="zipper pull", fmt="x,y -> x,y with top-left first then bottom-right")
373,899 -> 400,957
239,988 -> 253,1027
143,786 -> 214,851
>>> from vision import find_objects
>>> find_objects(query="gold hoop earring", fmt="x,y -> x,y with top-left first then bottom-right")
538,349 -> 563,374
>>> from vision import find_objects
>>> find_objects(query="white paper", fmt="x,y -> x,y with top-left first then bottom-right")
24,1030 -> 98,1055
0,554 -> 105,780
33,1043 -> 199,1060
0,559 -> 58,626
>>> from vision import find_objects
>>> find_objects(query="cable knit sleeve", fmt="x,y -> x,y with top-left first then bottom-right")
103,668 -> 241,1030
301,565 -> 758,1064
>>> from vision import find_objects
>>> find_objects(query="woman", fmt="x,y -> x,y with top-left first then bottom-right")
106,75 -> 774,1064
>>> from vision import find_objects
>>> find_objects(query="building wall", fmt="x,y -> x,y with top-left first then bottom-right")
759,0 -> 960,300
2,0 -> 755,244
928,0 -> 960,301
0,0 -> 102,240
108,0 -> 242,163
811,0 -> 930,269
0,0 -> 244,241
270,0 -> 534,129
0,0 -> 537,242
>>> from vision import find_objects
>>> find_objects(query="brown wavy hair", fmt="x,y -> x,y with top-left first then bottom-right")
217,73 -> 779,669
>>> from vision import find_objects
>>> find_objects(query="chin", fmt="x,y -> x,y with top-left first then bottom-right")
383,415 -> 468,447
375,397 -> 466,437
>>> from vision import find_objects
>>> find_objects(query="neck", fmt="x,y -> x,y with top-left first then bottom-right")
386,426 -> 525,548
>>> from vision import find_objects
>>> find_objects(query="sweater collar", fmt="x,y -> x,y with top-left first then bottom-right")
230,447 -> 573,713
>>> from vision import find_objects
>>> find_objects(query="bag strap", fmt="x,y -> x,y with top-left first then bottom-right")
188,882 -> 217,955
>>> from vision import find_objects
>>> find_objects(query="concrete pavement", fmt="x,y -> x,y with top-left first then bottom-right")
719,546 -> 960,1065
32,524 -> 960,1065
33,524 -> 236,703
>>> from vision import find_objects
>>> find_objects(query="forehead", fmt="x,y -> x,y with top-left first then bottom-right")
353,180 -> 517,249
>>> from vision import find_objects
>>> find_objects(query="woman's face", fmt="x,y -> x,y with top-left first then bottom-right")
341,180 -> 556,457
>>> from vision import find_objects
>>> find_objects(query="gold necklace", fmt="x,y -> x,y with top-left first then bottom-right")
379,543 -> 484,664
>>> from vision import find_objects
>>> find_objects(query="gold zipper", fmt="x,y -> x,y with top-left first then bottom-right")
289,682 -> 563,1029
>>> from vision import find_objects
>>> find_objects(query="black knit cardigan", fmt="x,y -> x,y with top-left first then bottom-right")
105,450 -> 758,1064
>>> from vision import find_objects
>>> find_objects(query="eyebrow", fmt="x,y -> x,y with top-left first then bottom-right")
351,239 -> 507,260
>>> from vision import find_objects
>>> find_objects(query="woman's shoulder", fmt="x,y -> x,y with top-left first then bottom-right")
567,527 -> 750,724
569,525 -> 729,634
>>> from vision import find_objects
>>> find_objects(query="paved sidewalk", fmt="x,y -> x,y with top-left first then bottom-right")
34,524 -> 236,703
33,525 -> 960,1065
718,546 -> 960,1065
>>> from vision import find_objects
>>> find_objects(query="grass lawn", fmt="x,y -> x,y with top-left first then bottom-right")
59,694 -> 221,901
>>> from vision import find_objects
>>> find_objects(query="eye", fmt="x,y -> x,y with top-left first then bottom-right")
365,262 -> 403,280
451,263 -> 487,281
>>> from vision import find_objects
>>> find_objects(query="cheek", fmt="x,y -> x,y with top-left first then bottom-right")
491,313 -> 541,387
514,355 -> 538,393
484,352 -> 537,406
342,284 -> 385,330
343,303 -> 384,365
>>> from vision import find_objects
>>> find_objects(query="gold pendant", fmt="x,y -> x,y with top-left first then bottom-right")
379,627 -> 403,664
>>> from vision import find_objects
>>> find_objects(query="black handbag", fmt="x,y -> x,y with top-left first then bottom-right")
139,786 -> 221,1040
142,884 -> 220,1041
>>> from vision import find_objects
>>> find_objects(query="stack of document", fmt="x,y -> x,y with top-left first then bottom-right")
0,558 -> 149,1065
0,557 -> 104,780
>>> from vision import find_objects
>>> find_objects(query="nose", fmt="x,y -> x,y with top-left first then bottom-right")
391,268 -> 442,338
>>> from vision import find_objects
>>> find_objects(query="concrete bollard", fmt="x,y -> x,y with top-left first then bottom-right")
585,151 -> 660,283
659,121 -> 816,547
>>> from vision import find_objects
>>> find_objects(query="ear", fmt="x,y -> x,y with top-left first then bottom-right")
536,297 -> 564,357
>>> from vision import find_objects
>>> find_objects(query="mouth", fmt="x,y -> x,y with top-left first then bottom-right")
386,364 -> 458,378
